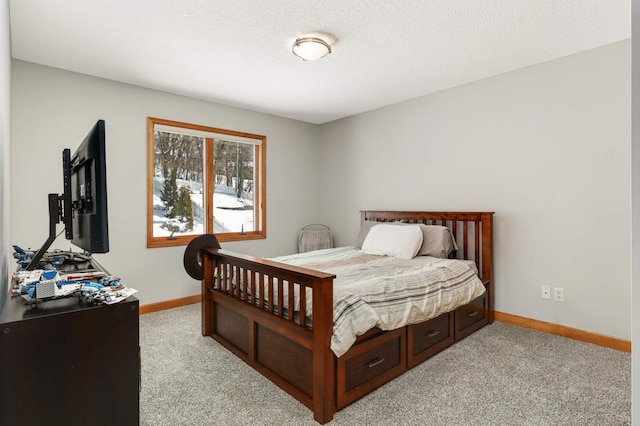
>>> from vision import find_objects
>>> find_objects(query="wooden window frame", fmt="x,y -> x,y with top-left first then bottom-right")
147,117 -> 266,248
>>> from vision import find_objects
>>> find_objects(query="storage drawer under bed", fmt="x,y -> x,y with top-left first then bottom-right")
336,327 -> 406,409
454,292 -> 488,340
407,312 -> 454,368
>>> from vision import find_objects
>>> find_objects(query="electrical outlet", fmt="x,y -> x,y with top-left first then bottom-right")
541,285 -> 551,300
554,287 -> 564,302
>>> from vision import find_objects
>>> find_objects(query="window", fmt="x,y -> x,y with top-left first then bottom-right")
147,117 -> 266,248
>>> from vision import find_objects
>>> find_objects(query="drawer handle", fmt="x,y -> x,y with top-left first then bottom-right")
467,310 -> 479,317
366,357 -> 385,368
426,330 -> 440,338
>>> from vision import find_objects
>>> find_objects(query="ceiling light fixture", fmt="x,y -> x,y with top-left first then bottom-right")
292,37 -> 332,61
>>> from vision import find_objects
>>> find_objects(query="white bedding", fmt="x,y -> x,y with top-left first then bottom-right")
272,247 -> 486,357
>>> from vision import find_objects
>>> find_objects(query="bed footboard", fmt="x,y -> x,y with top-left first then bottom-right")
200,248 -> 337,424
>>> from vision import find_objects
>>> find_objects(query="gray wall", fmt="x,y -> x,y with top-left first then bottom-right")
11,61 -> 322,305
0,2 -> 9,310
318,41 -> 631,341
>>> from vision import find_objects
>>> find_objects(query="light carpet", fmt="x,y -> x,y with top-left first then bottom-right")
139,304 -> 630,425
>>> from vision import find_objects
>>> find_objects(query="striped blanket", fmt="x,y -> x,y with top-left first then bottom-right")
272,247 -> 486,357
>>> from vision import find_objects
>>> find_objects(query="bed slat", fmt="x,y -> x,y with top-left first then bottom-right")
288,281 -> 295,322
474,220 -> 480,271
463,221 -> 469,259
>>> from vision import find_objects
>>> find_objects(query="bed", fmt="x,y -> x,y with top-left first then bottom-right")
197,211 -> 494,424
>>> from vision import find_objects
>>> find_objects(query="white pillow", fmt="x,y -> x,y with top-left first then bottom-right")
361,224 -> 423,259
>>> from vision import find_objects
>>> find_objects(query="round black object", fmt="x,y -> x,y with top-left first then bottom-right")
183,234 -> 221,280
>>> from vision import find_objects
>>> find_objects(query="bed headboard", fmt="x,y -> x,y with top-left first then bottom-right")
360,211 -> 494,314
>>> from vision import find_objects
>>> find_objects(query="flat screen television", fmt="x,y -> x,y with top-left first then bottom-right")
66,119 -> 109,253
25,120 -> 109,270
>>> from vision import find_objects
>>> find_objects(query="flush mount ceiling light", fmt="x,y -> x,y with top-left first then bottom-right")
292,37 -> 332,61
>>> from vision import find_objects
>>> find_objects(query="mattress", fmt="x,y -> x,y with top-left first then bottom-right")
272,247 -> 486,357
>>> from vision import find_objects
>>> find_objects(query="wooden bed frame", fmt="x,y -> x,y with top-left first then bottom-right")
200,211 -> 494,424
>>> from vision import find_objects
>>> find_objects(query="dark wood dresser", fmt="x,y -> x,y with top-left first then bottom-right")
0,296 -> 140,426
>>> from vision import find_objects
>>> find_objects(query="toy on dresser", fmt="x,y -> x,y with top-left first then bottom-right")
10,245 -> 137,308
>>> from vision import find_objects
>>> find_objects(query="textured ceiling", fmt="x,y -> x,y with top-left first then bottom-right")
9,0 -> 630,124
